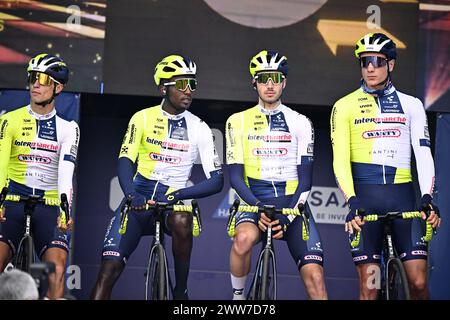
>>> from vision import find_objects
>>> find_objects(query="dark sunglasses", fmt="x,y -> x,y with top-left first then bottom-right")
254,72 -> 285,84
360,56 -> 388,68
164,78 -> 197,92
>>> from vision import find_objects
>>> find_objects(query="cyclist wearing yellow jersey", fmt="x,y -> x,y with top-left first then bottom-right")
0,53 -> 78,299
90,55 -> 223,300
226,50 -> 327,300
331,33 -> 441,300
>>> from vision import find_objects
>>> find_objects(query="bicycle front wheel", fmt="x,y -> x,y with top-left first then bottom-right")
248,248 -> 276,300
15,236 -> 34,273
386,258 -> 410,300
145,244 -> 169,300
260,249 -> 276,300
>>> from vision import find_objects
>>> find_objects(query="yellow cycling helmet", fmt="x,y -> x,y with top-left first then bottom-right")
249,50 -> 288,78
354,33 -> 397,60
154,55 -> 196,86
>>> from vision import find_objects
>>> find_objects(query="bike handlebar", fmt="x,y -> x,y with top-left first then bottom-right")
119,198 -> 202,237
227,199 -> 309,240
364,211 -> 422,221
350,211 -> 433,248
0,187 -> 70,230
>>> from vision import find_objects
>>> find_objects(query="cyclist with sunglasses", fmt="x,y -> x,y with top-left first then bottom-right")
0,53 -> 78,299
331,33 -> 441,299
90,55 -> 223,300
225,50 -> 327,300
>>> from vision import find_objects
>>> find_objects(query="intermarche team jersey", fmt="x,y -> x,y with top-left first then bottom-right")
226,104 -> 314,198
118,105 -> 221,190
0,105 -> 79,200
330,86 -> 435,200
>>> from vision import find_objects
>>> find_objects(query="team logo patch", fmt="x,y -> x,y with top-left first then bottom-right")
149,152 -> 181,164
362,129 -> 401,139
18,154 -> 51,164
252,148 -> 287,157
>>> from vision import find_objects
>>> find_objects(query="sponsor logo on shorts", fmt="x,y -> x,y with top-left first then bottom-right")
353,255 -> 368,262
399,253 -> 407,259
372,254 -> 381,260
412,250 -> 427,256
304,255 -> 323,262
103,251 -> 120,257
51,241 -> 69,249
236,217 -> 256,225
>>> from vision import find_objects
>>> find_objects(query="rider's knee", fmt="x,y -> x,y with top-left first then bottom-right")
169,213 -> 192,237
409,276 -> 427,292
359,281 -> 378,299
233,231 -> 254,255
53,263 -> 66,280
98,260 -> 124,281
303,265 -> 324,286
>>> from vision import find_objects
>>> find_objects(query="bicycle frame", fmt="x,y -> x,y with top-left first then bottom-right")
145,204 -> 170,300
119,198 -> 201,300
228,200 -> 307,300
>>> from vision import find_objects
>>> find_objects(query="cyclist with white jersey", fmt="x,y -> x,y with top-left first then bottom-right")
226,50 -> 327,300
0,53 -> 78,299
331,33 -> 441,299
90,55 -> 224,300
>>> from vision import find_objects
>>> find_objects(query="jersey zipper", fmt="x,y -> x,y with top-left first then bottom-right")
377,96 -> 387,184
33,118 -> 39,195
271,180 -> 278,197
150,181 -> 159,201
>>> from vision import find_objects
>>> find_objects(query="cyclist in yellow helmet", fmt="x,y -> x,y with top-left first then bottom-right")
0,53 -> 78,299
226,50 -> 327,300
331,33 -> 441,299
90,55 -> 223,300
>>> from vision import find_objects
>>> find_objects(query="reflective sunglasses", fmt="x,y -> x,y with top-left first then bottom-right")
28,72 -> 55,86
254,72 -> 285,85
360,56 -> 388,68
164,78 -> 197,92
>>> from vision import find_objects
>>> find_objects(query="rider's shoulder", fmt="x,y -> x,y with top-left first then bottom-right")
396,90 -> 423,108
1,105 -> 29,119
333,88 -> 365,108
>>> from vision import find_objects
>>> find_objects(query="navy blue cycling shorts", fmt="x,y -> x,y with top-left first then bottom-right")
234,196 -> 324,268
0,201 -> 69,259
350,183 -> 428,265
101,177 -> 187,264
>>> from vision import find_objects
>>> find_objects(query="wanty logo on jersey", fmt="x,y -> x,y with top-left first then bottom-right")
149,152 -> 181,164
362,129 -> 401,139
18,154 -> 51,164
252,148 -> 287,157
